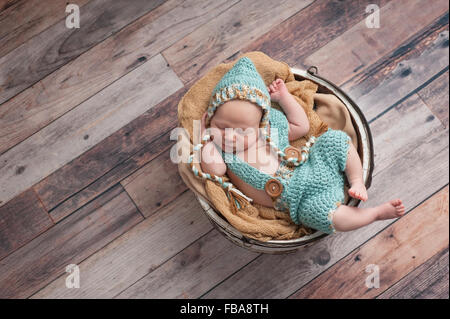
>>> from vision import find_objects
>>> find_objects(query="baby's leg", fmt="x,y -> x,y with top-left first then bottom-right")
345,142 -> 368,201
331,199 -> 405,232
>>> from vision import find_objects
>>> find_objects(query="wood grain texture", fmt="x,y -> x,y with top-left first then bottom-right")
35,83 -> 189,222
0,184 -> 143,298
0,0 -> 165,105
0,188 -> 53,261
201,96 -> 449,298
342,19 -> 449,121
369,94 -> 444,175
418,70 -> 449,128
240,0 -> 392,69
342,13 -> 449,91
47,140 -> 174,223
378,247 -> 449,299
0,0 -> 90,58
304,0 -> 448,83
303,0 -> 448,85
116,229 -> 259,298
121,145 -> 189,217
0,0 -> 20,12
0,53 -> 183,208
0,0 -> 236,156
32,190 -> 212,299
162,0 -> 314,84
290,186 -> 449,299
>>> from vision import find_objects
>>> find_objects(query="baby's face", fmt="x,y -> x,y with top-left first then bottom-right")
209,100 -> 263,152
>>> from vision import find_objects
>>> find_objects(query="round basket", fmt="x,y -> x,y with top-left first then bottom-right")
195,66 -> 374,254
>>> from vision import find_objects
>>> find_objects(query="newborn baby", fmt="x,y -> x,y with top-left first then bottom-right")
194,57 -> 404,234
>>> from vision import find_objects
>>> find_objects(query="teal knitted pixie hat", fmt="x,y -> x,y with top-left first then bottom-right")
206,56 -> 271,133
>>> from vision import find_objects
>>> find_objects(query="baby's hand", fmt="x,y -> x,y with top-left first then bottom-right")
268,78 -> 289,103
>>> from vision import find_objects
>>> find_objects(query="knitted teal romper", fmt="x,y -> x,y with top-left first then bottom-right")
218,108 -> 352,234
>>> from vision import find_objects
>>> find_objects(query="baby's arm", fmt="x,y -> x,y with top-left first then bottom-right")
199,112 -> 227,176
200,140 -> 227,176
268,79 -> 310,141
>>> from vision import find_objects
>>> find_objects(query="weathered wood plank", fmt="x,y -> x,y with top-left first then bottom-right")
418,70 -> 449,128
0,53 -> 183,208
121,145 -> 189,217
0,0 -> 20,12
342,13 -> 448,91
162,0 -> 314,84
0,0 -> 237,155
31,190 -> 213,298
48,139 -> 176,223
200,98 -> 449,298
239,0 -> 392,68
0,0 -> 166,105
290,186 -> 449,299
0,188 -> 53,261
34,83 -> 188,222
116,229 -> 259,298
342,21 -> 449,121
303,0 -> 449,85
378,247 -> 449,299
0,0 -> 90,58
0,184 -> 143,298
369,94 -> 444,175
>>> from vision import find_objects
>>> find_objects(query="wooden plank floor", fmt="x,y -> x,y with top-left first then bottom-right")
0,0 -> 448,299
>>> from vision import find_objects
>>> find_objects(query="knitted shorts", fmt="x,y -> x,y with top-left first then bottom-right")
284,128 -> 352,234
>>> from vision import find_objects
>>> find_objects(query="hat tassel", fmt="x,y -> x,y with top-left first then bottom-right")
227,186 -> 253,214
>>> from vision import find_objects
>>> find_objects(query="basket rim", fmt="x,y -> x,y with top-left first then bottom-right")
193,66 -> 375,246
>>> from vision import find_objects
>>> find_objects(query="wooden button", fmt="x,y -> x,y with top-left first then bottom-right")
284,146 -> 301,160
265,178 -> 283,197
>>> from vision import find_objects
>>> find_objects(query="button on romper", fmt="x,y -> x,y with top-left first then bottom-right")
218,108 -> 352,234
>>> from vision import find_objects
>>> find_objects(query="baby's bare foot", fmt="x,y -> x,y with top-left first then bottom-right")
375,199 -> 405,221
348,181 -> 368,201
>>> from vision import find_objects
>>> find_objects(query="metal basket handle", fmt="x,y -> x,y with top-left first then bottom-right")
307,65 -> 318,75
